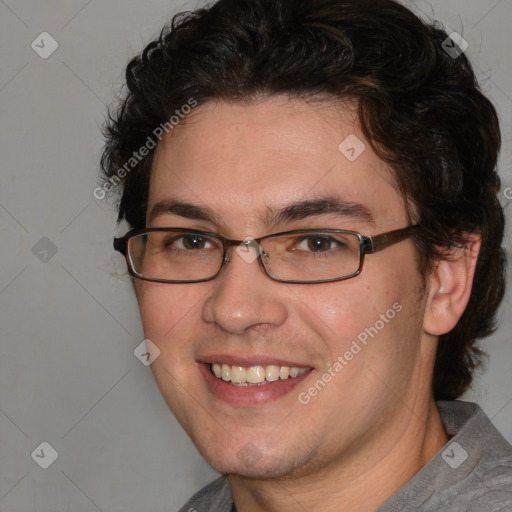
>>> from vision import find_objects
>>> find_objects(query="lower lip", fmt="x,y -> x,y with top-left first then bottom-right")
198,363 -> 312,406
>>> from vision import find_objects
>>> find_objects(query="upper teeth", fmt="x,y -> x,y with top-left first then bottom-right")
211,363 -> 307,385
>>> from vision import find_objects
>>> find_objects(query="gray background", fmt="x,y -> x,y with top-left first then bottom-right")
0,0 -> 511,510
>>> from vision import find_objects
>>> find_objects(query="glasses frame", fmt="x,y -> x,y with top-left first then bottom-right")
114,225 -> 419,284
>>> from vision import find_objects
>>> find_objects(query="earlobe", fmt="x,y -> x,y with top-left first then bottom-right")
423,235 -> 481,337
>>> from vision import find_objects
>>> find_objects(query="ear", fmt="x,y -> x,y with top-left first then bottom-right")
423,234 -> 481,336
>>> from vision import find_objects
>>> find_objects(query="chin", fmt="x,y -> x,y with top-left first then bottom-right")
197,438 -> 318,480
211,458 -> 301,480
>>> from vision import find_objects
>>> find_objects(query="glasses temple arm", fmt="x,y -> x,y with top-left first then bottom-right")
364,225 -> 419,254
113,237 -> 127,255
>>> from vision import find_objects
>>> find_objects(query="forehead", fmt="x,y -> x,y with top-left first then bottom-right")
148,97 -> 408,233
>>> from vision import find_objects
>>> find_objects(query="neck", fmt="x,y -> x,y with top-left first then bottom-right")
228,399 -> 448,512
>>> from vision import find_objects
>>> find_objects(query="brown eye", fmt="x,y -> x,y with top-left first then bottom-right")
180,235 -> 210,250
163,234 -> 213,251
306,236 -> 333,252
296,235 -> 339,252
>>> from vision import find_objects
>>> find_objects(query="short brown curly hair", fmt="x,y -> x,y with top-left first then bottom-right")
100,0 -> 506,400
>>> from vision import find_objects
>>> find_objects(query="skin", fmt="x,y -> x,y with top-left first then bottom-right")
134,97 -> 479,512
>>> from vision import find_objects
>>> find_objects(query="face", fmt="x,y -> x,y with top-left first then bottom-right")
135,97 -> 431,479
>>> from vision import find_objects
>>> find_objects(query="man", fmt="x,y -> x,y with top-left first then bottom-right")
101,0 -> 512,510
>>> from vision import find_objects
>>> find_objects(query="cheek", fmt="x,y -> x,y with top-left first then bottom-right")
325,282 -> 375,318
293,274 -> 419,368
135,282 -> 204,341
293,281 -> 379,345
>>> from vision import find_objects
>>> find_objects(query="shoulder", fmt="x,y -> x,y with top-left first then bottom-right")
379,401 -> 512,512
177,476 -> 233,512
435,401 -> 512,509
437,476 -> 512,511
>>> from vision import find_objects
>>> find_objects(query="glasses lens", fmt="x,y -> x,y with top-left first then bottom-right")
261,231 -> 362,282
128,231 -> 224,282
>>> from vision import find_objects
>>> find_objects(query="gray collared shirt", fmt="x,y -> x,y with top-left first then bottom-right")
179,401 -> 512,511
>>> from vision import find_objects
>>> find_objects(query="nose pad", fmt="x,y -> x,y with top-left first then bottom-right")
222,241 -> 267,272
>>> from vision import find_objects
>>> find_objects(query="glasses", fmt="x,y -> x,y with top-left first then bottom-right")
113,225 -> 419,284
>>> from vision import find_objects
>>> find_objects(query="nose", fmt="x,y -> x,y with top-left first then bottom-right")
201,244 -> 288,334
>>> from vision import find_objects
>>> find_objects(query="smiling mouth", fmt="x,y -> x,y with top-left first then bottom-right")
210,363 -> 309,386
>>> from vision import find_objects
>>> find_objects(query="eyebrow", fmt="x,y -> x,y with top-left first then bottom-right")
147,196 -> 375,228
148,200 -> 222,225
265,196 -> 375,228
